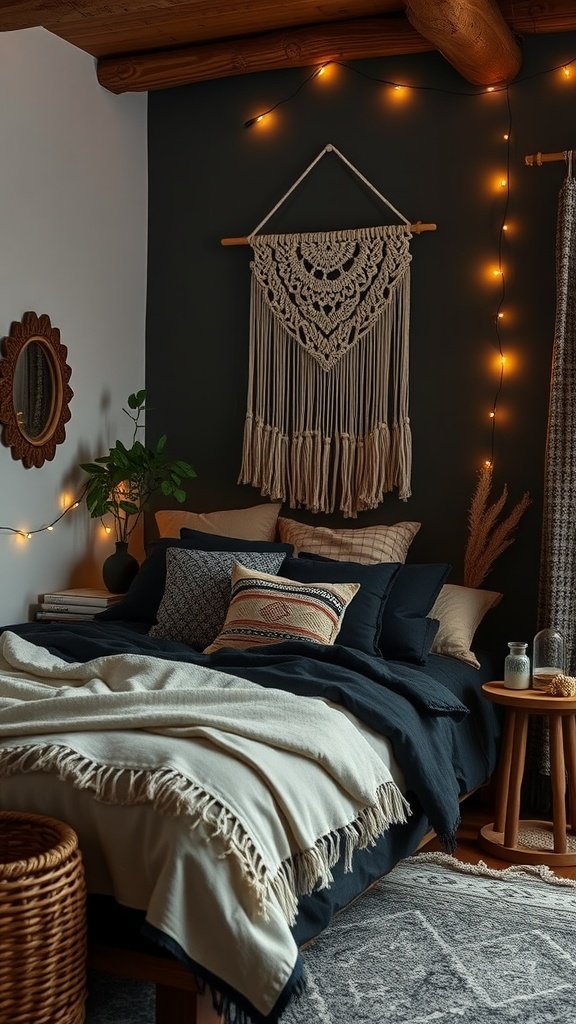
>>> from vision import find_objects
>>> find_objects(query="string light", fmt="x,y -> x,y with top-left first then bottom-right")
243,54 -> 576,129
0,488 -> 87,541
485,85 -> 512,471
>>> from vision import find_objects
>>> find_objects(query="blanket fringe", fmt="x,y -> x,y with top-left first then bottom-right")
0,743 -> 409,925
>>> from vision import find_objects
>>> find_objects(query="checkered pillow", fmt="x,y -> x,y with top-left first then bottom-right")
149,548 -> 286,648
204,562 -> 360,653
277,518 -> 421,564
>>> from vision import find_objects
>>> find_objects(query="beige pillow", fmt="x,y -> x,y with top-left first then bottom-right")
430,584 -> 501,668
277,518 -> 420,565
204,562 -> 359,654
155,502 -> 281,542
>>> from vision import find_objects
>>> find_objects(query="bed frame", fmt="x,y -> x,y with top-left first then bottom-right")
88,942 -> 223,1024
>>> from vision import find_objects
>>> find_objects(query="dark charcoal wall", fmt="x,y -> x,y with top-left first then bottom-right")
146,32 -> 576,659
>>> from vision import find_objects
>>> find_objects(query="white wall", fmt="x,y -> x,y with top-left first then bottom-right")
0,28 -> 147,624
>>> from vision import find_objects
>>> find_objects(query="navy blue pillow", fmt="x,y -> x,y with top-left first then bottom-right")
379,563 -> 451,664
280,556 -> 401,657
98,532 -> 293,625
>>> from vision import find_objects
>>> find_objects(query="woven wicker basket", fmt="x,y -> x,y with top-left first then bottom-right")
0,811 -> 87,1024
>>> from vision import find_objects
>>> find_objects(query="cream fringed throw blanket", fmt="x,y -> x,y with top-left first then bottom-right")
0,631 -> 408,924
238,225 -> 413,517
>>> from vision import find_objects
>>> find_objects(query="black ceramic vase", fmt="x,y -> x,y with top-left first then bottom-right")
102,541 -> 139,594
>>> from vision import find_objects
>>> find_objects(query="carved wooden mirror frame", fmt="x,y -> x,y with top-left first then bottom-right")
0,312 -> 73,468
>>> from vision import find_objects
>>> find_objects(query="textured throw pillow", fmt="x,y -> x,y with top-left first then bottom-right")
281,556 -> 400,657
277,518 -> 420,564
98,535 -> 292,625
204,562 -> 360,654
149,549 -> 287,648
430,584 -> 502,669
379,563 -> 451,664
156,503 -> 281,542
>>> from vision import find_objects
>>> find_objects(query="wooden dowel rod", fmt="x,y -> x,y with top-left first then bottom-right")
221,222 -> 437,245
524,149 -> 575,166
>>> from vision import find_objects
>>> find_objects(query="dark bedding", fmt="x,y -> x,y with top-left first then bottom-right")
0,620 -> 500,1018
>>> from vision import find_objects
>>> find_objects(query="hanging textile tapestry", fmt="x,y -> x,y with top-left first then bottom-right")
238,224 -> 413,518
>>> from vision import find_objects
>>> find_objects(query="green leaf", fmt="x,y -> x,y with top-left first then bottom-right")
127,393 -> 139,409
174,489 -> 186,503
135,389 -> 147,407
161,480 -> 172,496
119,501 -> 139,515
156,434 -> 167,453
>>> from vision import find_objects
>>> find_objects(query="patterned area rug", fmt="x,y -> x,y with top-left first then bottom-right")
85,853 -> 576,1024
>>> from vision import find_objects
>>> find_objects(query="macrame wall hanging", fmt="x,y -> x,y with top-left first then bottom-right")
222,144 -> 436,518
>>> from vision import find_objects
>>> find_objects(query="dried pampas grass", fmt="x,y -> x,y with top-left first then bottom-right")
463,465 -> 531,589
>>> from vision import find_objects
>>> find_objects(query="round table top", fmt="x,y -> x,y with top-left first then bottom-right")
482,681 -> 576,712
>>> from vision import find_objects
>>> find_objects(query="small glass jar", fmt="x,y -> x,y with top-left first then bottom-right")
532,628 -> 565,690
504,642 -> 530,689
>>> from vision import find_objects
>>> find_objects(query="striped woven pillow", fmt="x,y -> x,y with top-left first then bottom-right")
277,518 -> 421,564
203,562 -> 359,653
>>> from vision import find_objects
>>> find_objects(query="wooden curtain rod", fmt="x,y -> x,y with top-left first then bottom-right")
221,222 -> 437,245
524,150 -> 575,166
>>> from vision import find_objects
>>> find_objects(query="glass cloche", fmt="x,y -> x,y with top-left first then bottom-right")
532,628 -> 565,690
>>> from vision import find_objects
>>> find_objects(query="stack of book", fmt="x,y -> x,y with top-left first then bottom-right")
35,587 -> 123,622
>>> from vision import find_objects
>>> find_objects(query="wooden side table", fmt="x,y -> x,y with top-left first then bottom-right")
480,682 -> 576,866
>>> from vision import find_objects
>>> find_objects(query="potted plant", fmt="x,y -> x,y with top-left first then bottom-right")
81,389 -> 196,592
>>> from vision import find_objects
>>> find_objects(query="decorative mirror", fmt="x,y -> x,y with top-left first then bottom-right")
0,312 -> 73,468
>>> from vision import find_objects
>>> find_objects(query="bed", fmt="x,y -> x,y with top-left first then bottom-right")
0,522 -> 502,1024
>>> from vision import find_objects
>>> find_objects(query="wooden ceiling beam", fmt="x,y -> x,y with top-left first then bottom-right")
404,0 -> 521,85
499,0 -> 576,35
0,0 -> 403,33
96,15 -> 433,94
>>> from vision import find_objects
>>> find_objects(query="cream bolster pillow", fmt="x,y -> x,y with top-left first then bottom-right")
277,518 -> 421,565
156,502 -> 281,542
204,562 -> 360,654
430,584 -> 502,669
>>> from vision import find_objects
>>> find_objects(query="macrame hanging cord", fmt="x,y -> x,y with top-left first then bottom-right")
238,147 -> 414,518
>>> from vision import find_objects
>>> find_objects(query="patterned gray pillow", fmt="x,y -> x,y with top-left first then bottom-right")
149,548 -> 287,648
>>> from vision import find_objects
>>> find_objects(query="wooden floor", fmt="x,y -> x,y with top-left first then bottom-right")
421,805 -> 576,880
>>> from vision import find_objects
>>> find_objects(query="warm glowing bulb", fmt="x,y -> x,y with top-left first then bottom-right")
500,178 -> 507,188
501,355 -> 507,366
394,85 -> 402,90
47,525 -> 54,531
498,312 -> 504,319
256,115 -> 265,123
492,268 -> 503,277
502,223 -> 509,231
105,526 -> 112,534
72,501 -> 80,509
563,66 -> 572,79
316,66 -> 326,77
503,133 -> 509,141
26,533 -> 32,540
486,86 -> 496,93
489,411 -> 495,419
484,459 -> 493,467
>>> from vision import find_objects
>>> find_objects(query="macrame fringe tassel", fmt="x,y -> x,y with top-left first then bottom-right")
0,744 -> 408,925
